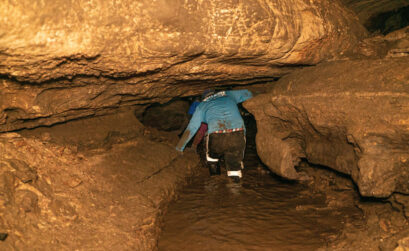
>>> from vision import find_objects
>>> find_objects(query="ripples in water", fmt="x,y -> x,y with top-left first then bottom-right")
159,161 -> 363,251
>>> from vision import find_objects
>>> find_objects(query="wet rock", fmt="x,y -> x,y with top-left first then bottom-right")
142,100 -> 189,131
32,178 -> 54,199
49,199 -> 78,220
392,194 -> 409,219
1,117 -> 199,250
0,0 -> 367,132
245,57 -> 409,198
0,172 -> 17,206
6,159 -> 37,184
19,107 -> 144,150
65,175 -> 82,188
15,190 -> 39,214
385,27 -> 409,58
395,236 -> 409,251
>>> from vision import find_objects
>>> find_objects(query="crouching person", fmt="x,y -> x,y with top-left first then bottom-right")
176,89 -> 253,183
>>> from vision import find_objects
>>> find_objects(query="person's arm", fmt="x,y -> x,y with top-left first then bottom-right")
176,107 -> 204,152
226,89 -> 253,104
188,101 -> 200,115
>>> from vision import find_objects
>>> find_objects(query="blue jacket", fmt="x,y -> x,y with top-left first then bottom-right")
188,101 -> 200,115
176,89 -> 253,151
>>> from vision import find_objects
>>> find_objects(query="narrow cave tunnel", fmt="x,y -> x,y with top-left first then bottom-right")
365,5 -> 409,35
1,0 -> 409,250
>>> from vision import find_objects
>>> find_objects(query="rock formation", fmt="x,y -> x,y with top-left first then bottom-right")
0,109 -> 198,250
0,0 -> 367,132
1,0 -> 409,249
245,56 -> 409,198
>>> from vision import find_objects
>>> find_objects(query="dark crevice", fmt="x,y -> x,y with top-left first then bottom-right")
365,5 -> 409,34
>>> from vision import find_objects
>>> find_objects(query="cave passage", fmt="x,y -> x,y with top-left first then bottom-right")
365,5 -> 409,34
158,115 -> 365,250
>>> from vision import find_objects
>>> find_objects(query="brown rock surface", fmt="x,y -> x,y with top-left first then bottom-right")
0,0 -> 367,132
245,57 -> 409,198
0,112 -> 199,250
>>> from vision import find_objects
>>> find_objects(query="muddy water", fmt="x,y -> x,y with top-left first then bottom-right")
159,119 -> 363,251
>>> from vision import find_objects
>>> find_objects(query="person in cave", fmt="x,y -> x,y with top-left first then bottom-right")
186,97 -> 208,152
176,89 -> 253,183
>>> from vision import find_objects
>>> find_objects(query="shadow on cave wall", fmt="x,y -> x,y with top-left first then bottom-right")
366,5 -> 409,34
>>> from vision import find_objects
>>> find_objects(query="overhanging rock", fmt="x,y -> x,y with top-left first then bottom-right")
0,0 -> 368,132
245,57 -> 409,198
1,0 -> 367,83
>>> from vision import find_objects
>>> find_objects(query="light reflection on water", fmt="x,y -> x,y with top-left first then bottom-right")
159,118 -> 363,251
158,161 -> 362,251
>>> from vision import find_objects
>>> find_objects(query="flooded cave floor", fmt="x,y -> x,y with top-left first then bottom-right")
159,149 -> 409,251
1,111 -> 408,250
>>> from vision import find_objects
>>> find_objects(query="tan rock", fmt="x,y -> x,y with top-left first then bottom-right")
245,57 -> 409,197
0,114 -> 199,250
395,236 -> 409,251
0,0 -> 367,132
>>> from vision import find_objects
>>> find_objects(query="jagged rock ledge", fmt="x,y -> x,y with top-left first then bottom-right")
245,56 -> 409,198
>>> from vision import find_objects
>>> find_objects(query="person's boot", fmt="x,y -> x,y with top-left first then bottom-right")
227,170 -> 242,183
208,162 -> 221,176
230,176 -> 240,183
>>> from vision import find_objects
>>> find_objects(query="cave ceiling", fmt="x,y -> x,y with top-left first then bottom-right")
0,0 -> 402,131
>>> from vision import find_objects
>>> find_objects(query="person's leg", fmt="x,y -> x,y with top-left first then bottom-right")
223,131 -> 246,182
206,133 -> 223,175
197,136 -> 207,168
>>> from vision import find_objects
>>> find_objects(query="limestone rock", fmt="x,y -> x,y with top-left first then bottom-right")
5,159 -> 37,184
395,236 -> 409,251
15,190 -> 39,214
393,194 -> 409,219
245,57 -> 409,198
18,106 -> 144,150
0,114 -> 199,250
1,0 -> 366,82
0,0 -> 367,132
385,27 -> 409,58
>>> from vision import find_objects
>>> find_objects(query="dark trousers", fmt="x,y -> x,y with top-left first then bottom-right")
206,131 -> 246,172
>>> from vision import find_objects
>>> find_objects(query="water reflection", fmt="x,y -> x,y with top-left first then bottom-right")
159,116 -> 363,250
159,164 -> 362,251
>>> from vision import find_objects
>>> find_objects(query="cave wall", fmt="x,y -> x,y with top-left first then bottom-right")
340,0 -> 409,33
0,0 -> 368,132
245,57 -> 409,198
0,108 -> 199,250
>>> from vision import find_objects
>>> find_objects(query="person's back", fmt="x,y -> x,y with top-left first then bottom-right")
200,94 -> 245,134
176,89 -> 253,182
